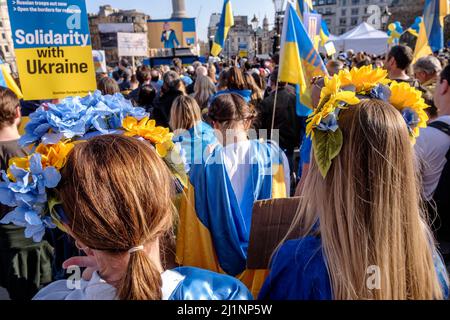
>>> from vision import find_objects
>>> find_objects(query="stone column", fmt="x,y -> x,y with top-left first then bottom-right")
172,0 -> 187,19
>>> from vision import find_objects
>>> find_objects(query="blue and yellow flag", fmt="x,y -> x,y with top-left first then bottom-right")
211,0 -> 234,57
296,0 -> 329,46
414,0 -> 449,61
296,0 -> 313,17
0,60 -> 23,99
279,2 -> 327,116
176,140 -> 288,297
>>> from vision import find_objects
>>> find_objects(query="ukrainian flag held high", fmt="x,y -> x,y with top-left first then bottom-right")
211,0 -> 234,57
414,0 -> 449,61
279,2 -> 327,115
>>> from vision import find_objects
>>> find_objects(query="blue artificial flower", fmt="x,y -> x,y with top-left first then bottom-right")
317,109 -> 340,133
0,153 -> 60,242
402,107 -> 420,133
369,84 -> 391,102
19,91 -> 148,147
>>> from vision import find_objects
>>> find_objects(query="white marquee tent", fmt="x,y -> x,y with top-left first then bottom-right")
331,22 -> 389,56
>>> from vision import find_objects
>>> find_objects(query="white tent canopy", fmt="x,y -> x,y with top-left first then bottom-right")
331,22 -> 389,56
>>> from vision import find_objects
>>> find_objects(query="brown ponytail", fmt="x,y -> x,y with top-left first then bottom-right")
117,251 -> 163,300
58,134 -> 175,300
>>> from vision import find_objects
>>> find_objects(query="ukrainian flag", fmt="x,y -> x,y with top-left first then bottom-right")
0,59 -> 23,99
279,2 -> 327,116
296,0 -> 329,46
296,0 -> 313,17
176,140 -> 288,297
211,0 -> 234,57
414,0 -> 449,61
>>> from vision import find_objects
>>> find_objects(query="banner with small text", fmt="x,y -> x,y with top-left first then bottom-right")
8,0 -> 96,100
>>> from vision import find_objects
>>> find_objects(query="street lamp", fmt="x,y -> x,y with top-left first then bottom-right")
381,6 -> 392,31
272,0 -> 286,55
251,15 -> 259,58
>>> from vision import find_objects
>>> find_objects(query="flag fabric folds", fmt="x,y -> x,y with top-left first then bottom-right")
279,2 -> 327,115
0,60 -> 23,99
176,140 -> 288,296
414,0 -> 449,61
211,0 -> 234,57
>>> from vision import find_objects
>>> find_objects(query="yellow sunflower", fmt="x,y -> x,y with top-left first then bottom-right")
389,81 -> 429,138
122,116 -> 174,157
338,65 -> 390,93
35,140 -> 76,170
307,75 -> 360,136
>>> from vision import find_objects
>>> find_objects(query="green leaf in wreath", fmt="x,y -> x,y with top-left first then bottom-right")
312,129 -> 343,178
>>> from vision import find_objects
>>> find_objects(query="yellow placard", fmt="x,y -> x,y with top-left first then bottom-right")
15,45 -> 97,101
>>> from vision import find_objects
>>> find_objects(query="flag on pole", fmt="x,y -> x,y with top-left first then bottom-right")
0,59 -> 23,99
414,0 -> 449,61
211,0 -> 234,57
279,2 -> 327,116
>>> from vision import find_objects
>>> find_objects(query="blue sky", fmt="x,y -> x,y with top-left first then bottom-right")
86,0 -> 276,41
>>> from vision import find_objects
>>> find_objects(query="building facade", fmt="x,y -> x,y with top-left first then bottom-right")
313,0 -> 393,35
0,1 -> 16,76
207,13 -> 274,57
89,5 -> 149,65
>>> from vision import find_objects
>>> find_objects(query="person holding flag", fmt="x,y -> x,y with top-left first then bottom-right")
211,0 -> 234,57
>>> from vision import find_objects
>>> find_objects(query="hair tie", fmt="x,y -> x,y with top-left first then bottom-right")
128,245 -> 144,254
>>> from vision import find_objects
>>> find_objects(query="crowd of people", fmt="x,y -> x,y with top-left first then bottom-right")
0,44 -> 450,300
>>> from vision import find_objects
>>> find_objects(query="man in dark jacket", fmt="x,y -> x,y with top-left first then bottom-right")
259,69 -> 301,173
152,71 -> 185,128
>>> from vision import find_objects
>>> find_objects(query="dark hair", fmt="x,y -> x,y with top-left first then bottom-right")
226,66 -> 248,90
388,45 -> 414,70
136,66 -> 152,85
422,89 -> 438,119
355,58 -> 372,68
161,71 -> 184,94
97,77 -> 120,95
269,68 -> 286,87
150,69 -> 160,82
0,87 -> 20,129
440,64 -> 450,83
120,58 -> 130,68
252,72 -> 266,91
138,85 -> 156,110
208,93 -> 257,128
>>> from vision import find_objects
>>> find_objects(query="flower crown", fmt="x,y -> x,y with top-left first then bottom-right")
306,65 -> 429,178
0,91 -> 188,242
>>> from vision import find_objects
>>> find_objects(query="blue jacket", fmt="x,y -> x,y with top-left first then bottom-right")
259,236 -> 449,300
161,30 -> 179,49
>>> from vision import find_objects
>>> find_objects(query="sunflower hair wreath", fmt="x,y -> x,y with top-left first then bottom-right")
0,91 -> 188,242
306,65 -> 429,178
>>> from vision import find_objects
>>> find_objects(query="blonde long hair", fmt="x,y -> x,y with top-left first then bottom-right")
169,95 -> 202,130
289,99 -> 447,300
193,75 -> 216,109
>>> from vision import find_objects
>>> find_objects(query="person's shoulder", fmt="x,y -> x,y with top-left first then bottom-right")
33,280 -> 81,300
170,267 -> 253,300
259,236 -> 330,300
0,140 -> 27,164
416,117 -> 450,150
277,236 -> 323,265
